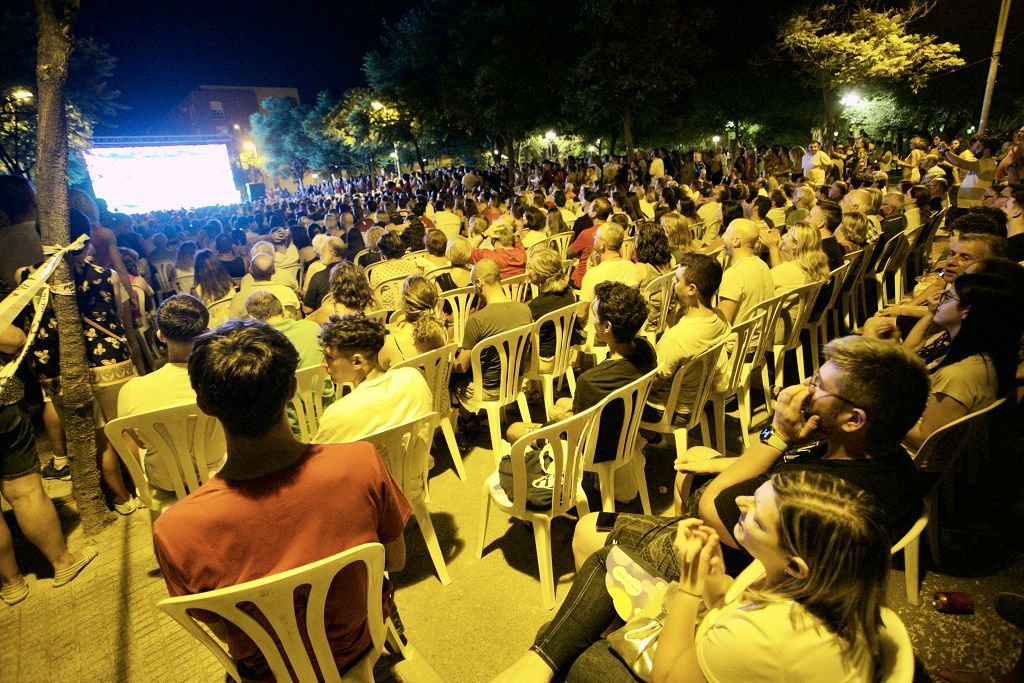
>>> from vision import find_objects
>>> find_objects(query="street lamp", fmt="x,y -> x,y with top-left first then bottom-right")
545,130 -> 556,141
712,135 -> 721,144
371,100 -> 384,110
840,92 -> 861,107
12,89 -> 33,102
242,141 -> 257,152
8,88 -> 34,176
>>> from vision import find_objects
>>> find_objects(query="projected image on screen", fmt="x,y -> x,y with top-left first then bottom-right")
83,144 -> 240,213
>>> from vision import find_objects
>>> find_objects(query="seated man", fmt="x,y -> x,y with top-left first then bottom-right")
647,254 -> 730,414
452,259 -> 534,412
576,222 -> 638,326
573,335 -> 929,574
230,253 -> 300,319
507,282 -> 656,499
314,314 -> 432,444
117,294 -> 225,492
469,223 -> 526,279
153,320 -> 410,679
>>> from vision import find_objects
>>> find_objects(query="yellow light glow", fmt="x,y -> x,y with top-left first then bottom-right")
12,89 -> 33,102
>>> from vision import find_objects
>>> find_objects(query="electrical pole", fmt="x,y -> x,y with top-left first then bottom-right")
979,0 -> 1012,134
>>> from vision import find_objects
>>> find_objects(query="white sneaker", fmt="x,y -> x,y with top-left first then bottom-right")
114,497 -> 141,515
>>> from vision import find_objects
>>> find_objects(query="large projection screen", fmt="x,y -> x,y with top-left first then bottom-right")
83,144 -> 240,213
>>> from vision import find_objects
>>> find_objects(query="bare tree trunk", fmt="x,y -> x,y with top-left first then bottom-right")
36,0 -> 111,534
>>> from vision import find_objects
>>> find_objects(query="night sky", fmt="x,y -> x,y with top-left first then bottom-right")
71,0 -> 1023,136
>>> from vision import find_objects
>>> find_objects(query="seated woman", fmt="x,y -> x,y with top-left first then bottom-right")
307,262 -> 376,325
494,471 -> 899,683
762,222 -> 830,294
434,236 -> 474,291
415,229 -> 451,274
378,275 -> 448,369
836,211 -> 868,254
864,271 -> 1022,451
215,233 -> 247,278
633,220 -> 675,331
519,206 -> 550,251
525,249 -> 577,372
368,231 -> 420,288
172,240 -> 197,282
191,249 -> 237,327
660,211 -> 697,263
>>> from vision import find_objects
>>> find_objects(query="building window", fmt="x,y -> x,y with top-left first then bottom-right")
210,101 -> 225,120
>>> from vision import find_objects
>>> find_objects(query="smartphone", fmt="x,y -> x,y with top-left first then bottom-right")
595,511 -> 618,532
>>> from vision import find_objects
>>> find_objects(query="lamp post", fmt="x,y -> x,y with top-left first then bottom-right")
545,130 -> 557,161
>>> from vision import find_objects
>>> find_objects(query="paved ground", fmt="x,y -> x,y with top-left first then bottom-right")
3,401 -> 1021,682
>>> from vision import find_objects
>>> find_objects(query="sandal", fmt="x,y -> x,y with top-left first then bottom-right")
0,577 -> 29,606
53,547 -> 99,587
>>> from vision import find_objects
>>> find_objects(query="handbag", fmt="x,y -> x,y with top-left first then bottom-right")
606,581 -> 677,682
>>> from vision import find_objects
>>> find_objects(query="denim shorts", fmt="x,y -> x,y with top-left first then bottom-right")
0,402 -> 41,480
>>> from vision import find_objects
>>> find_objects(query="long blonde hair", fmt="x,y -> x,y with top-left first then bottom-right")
763,470 -> 889,665
660,211 -> 694,253
787,222 -> 830,282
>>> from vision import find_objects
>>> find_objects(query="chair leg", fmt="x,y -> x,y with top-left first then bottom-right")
810,325 -> 821,372
673,427 -> 690,461
532,518 -> 556,610
597,467 -> 616,513
630,454 -> 652,515
697,413 -> 710,447
761,363 -> 773,414
904,535 -> 920,605
794,342 -> 806,384
440,416 -> 466,481
412,498 -> 451,586
737,386 -> 751,450
475,482 -> 492,559
486,406 -> 503,465
565,367 -> 576,396
712,397 -> 726,454
517,391 -> 532,425
386,620 -> 409,659
541,377 -> 554,421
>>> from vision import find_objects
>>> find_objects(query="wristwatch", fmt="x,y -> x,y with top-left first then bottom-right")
759,426 -> 790,452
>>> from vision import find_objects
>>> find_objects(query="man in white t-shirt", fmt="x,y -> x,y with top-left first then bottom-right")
801,140 -> 831,187
578,222 -> 639,322
116,294 -> 225,491
649,149 -> 665,180
648,254 -> 730,412
696,187 -> 722,232
940,136 -> 998,210
433,195 -> 463,240
717,219 -> 774,325
315,314 -> 432,444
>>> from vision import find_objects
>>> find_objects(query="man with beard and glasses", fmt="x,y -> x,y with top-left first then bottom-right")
570,335 -> 930,574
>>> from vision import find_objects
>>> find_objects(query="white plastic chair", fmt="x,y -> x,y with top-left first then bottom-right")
501,273 -> 530,303
103,402 -> 226,523
620,237 -> 636,262
524,303 -> 578,420
372,275 -> 407,312
290,365 -> 333,442
476,404 -> 600,609
840,242 -> 876,333
439,285 -> 476,347
363,412 -> 451,586
158,542 -> 390,683
582,369 -> 658,514
760,281 -> 822,412
353,248 -> 370,267
640,337 -> 727,460
803,261 -> 851,371
878,608 -> 916,683
464,322 -> 534,460
639,271 -> 675,346
206,293 -> 234,328
394,343 -> 465,480
892,397 -> 1009,604
172,273 -> 194,295
151,260 -> 175,301
708,312 -> 768,454
547,232 -> 574,260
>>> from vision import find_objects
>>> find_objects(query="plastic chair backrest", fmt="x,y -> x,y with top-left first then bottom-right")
423,264 -> 452,281
470,322 -> 533,407
503,404 -> 601,517
527,303 -> 578,381
586,369 -> 658,466
206,294 -> 234,328
646,337 -> 728,432
353,249 -> 370,267
290,365 -> 333,442
641,271 -> 675,338
103,402 -> 225,508
620,237 -> 636,262
440,285 -> 476,346
775,281 -> 822,350
372,275 -> 407,311
151,260 -> 174,294
547,232 -> 574,260
837,248 -> 866,298
158,542 -> 386,683
703,220 -> 722,244
914,398 -> 1007,475
365,309 -> 388,324
807,261 -> 850,326
717,312 -> 767,397
173,273 -> 194,294
877,232 -> 911,276
361,412 -> 439,502
501,273 -> 530,302
739,290 -> 789,369
394,343 -> 458,418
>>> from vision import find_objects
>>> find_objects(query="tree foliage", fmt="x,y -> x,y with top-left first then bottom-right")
249,93 -> 349,186
779,1 -> 964,141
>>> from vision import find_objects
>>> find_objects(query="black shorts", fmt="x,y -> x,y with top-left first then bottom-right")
0,402 -> 40,480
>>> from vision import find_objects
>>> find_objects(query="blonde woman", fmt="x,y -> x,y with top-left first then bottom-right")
660,211 -> 697,261
762,222 -> 830,293
378,275 -> 447,369
837,211 -> 868,253
433,236 -> 473,291
526,249 -> 576,371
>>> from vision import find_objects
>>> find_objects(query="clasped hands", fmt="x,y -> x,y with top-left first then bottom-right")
672,519 -> 726,600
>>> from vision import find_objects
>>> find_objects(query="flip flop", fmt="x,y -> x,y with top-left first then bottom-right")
52,547 -> 99,587
0,578 -> 29,606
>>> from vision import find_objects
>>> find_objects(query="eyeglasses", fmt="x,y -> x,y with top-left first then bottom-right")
938,290 -> 961,305
807,370 -> 866,412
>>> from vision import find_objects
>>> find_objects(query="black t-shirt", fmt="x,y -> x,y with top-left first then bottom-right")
573,338 -> 657,463
528,288 -> 578,357
303,266 -> 331,310
219,255 -> 246,278
1007,234 -> 1024,262
821,236 -> 845,271
714,444 -> 925,548
572,214 -> 594,240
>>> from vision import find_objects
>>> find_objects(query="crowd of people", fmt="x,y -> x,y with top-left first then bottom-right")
1,122 -> 1023,681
